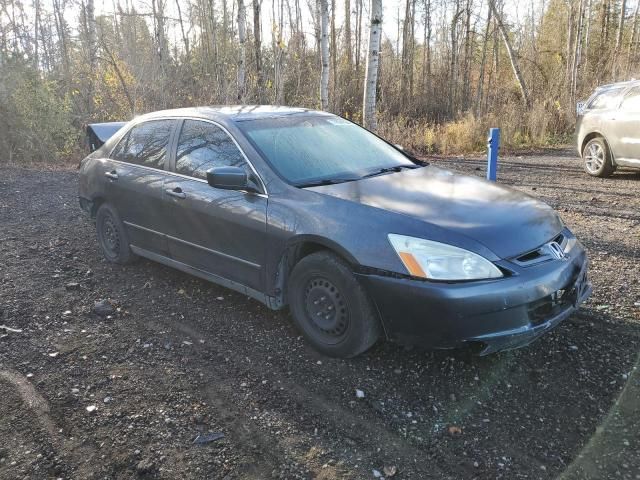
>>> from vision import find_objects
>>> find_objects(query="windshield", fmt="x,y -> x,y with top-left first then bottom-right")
236,115 -> 416,186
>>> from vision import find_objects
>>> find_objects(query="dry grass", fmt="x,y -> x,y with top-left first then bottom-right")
377,103 -> 574,155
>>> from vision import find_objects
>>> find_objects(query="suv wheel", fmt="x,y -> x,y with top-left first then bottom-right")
583,137 -> 615,177
288,251 -> 381,358
95,203 -> 136,264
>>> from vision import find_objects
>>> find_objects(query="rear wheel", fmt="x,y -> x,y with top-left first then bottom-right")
583,137 -> 615,177
95,203 -> 135,264
288,251 -> 381,358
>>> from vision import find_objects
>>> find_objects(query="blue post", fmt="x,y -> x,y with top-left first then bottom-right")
487,128 -> 500,181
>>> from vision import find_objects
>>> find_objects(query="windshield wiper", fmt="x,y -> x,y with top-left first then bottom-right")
296,177 -> 361,188
360,164 -> 418,179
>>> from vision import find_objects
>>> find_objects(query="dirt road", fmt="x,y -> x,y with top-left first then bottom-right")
1,150 -> 639,479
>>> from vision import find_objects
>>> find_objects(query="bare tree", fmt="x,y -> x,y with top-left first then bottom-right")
627,0 -> 640,75
253,0 -> 264,103
363,0 -> 382,130
319,0 -> 329,110
237,0 -> 247,102
489,0 -> 530,108
613,0 -> 627,78
86,0 -> 97,115
344,0 -> 352,66
474,5 -> 492,116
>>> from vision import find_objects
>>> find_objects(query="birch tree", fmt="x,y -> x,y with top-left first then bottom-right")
362,0 -> 382,130
253,0 -> 264,103
237,0 -> 247,102
319,0 -> 329,110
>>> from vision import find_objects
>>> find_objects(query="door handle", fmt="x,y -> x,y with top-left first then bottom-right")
166,187 -> 186,199
104,171 -> 118,180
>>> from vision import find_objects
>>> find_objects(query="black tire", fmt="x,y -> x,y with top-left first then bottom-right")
288,251 -> 381,358
582,137 -> 615,178
95,203 -> 135,264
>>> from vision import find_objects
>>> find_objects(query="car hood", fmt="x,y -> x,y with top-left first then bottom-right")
306,166 -> 563,259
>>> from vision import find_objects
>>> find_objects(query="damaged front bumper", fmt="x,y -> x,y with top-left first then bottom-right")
356,240 -> 592,355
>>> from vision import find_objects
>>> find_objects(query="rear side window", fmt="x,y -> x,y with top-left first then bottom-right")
620,87 -> 640,112
587,88 -> 624,110
111,120 -> 174,169
175,120 -> 249,180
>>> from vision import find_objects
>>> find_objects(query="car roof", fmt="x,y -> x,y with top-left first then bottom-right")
133,105 -> 333,126
594,79 -> 640,93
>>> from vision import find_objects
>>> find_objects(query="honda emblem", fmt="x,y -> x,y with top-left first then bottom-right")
547,242 -> 567,260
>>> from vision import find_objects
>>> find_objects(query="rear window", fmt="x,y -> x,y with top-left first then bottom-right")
111,120 -> 175,169
587,88 -> 624,110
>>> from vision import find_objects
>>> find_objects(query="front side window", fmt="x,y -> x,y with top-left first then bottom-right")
175,120 -> 249,180
620,87 -> 640,112
111,119 -> 174,169
237,115 -> 415,186
587,88 -> 624,110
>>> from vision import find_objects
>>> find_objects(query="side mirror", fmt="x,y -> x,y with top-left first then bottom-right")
576,101 -> 585,116
206,166 -> 259,193
394,144 -> 404,151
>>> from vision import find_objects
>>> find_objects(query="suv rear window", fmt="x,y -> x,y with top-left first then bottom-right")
111,120 -> 175,169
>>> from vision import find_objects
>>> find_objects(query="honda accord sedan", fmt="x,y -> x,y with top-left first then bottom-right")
78,106 -> 592,358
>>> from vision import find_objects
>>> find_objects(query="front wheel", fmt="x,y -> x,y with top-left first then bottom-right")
288,251 -> 381,358
583,137 -> 615,177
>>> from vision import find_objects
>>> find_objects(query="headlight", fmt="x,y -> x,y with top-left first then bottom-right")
388,234 -> 503,281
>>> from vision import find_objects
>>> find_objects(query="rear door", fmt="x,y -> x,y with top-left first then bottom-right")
612,86 -> 640,162
163,119 -> 267,291
106,119 -> 178,255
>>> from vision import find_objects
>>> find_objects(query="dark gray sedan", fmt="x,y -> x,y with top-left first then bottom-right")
79,106 -> 591,358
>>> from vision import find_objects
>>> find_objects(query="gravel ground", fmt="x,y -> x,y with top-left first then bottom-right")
0,150 -> 639,479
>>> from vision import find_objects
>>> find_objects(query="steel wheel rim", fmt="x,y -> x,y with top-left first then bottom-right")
303,277 -> 349,344
584,142 -> 605,173
101,215 -> 120,257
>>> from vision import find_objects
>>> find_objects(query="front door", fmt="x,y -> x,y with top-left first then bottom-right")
163,119 -> 267,292
613,86 -> 640,162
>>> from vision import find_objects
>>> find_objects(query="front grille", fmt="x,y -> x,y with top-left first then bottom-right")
512,233 -> 569,267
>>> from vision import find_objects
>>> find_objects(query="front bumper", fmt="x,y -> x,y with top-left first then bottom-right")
356,243 -> 592,355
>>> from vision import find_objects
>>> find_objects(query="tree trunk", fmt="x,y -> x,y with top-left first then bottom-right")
253,0 -> 264,103
86,0 -> 96,116
571,0 -> 585,105
319,0 -> 330,110
175,0 -> 190,58
362,0 -> 382,130
474,5 -> 491,116
449,6 -> 463,116
330,0 -> 337,108
616,0 -> 627,52
422,0 -> 431,96
237,0 -> 247,102
489,0 -> 530,108
627,0 -> 640,75
614,0 -> 627,78
355,0 -> 363,72
583,0 -> 592,73
462,0 -> 472,110
344,0 -> 352,65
